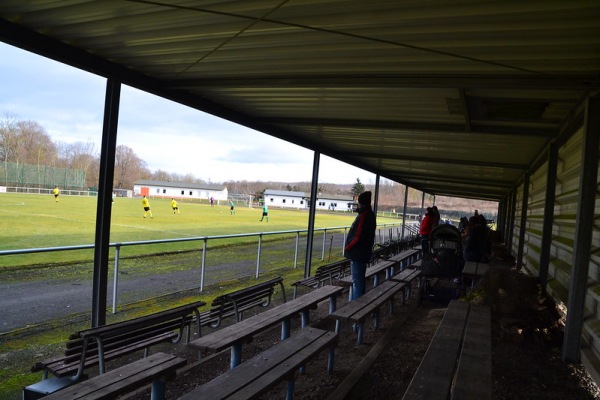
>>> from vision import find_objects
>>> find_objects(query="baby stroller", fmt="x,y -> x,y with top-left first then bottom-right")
420,224 -> 464,300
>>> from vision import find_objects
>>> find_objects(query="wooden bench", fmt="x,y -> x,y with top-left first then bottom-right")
329,280 -> 406,345
388,248 -> 421,273
41,352 -> 186,400
390,267 -> 423,299
402,300 -> 491,400
25,300 -> 205,399
200,276 -> 286,328
461,261 -> 490,288
188,285 -> 344,369
338,260 -> 397,300
180,327 -> 338,400
290,259 -> 350,299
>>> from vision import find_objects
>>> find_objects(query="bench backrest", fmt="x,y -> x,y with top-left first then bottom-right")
60,300 -> 205,379
209,276 -> 286,325
314,260 -> 350,280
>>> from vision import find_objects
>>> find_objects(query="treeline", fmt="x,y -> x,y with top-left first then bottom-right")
0,113 -> 497,217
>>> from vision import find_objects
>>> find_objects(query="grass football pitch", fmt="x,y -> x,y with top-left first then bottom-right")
0,193 -> 396,268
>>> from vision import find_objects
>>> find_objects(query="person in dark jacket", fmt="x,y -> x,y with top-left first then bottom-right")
419,207 -> 435,254
345,191 -> 376,300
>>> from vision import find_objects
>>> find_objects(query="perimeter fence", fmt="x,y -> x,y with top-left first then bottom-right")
0,222 -> 418,332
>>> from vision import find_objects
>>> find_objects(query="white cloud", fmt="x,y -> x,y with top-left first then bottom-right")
0,43 -> 374,185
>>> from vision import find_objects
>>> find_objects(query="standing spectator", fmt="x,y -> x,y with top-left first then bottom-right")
52,186 -> 60,203
210,196 -> 214,207
458,216 -> 469,233
463,216 -> 490,262
229,199 -> 236,215
259,203 -> 269,222
419,207 -> 435,254
141,195 -> 153,218
112,192 -> 116,203
171,198 -> 180,214
345,191 -> 376,300
432,206 -> 441,226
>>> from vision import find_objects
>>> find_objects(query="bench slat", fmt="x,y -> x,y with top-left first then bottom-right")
330,280 -> 403,321
402,301 -> 470,400
452,304 -> 492,400
42,352 -> 186,400
180,327 -> 337,400
190,285 -> 343,354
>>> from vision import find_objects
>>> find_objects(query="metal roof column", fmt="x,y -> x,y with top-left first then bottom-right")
401,184 -> 409,240
496,198 -> 504,236
373,175 -> 380,215
303,152 -> 320,279
507,189 -> 517,255
92,78 -> 120,327
562,96 -> 600,363
516,173 -> 530,270
538,143 -> 559,287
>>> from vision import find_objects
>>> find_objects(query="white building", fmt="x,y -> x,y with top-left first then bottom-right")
133,180 -> 228,202
313,194 -> 355,212
263,189 -> 307,209
263,189 -> 353,211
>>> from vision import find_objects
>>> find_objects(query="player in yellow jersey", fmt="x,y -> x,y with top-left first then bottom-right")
142,195 -> 153,218
171,198 -> 180,214
52,186 -> 60,202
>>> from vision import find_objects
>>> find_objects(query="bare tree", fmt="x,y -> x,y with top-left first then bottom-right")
0,112 -> 19,163
114,144 -> 148,189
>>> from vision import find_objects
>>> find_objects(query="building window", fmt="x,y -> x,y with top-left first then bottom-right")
282,199 -> 286,203
156,188 -> 160,193
189,191 -> 192,196
163,189 -> 166,194
300,200 -> 304,205
292,200 -> 295,204
181,190 -> 184,195
269,198 -> 274,202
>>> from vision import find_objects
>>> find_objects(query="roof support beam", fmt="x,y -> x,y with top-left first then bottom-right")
260,117 -> 556,138
172,75 -> 599,91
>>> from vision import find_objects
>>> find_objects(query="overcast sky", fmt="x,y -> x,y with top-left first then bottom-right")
0,42 -> 375,185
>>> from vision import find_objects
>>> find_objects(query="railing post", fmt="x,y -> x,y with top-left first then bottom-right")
256,234 -> 262,278
294,231 -> 300,268
321,229 -> 327,261
200,239 -> 207,292
112,244 -> 120,314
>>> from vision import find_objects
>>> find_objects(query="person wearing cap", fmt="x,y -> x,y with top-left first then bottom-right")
344,191 -> 376,300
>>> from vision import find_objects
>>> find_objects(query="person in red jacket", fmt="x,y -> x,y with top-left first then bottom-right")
345,191 -> 376,300
419,207 -> 435,254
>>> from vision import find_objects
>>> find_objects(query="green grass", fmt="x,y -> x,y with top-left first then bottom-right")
0,193 -> 397,268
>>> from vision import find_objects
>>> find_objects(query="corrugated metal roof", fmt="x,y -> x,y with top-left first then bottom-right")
1,1 -> 599,201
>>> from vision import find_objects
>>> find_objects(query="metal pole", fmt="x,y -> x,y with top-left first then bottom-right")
304,152 -> 320,278
401,184 -> 408,239
563,96 -> 600,363
200,239 -> 207,292
112,245 -> 120,314
516,173 -> 530,270
321,229 -> 327,261
92,78 -> 120,328
256,234 -> 263,278
294,231 -> 300,269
